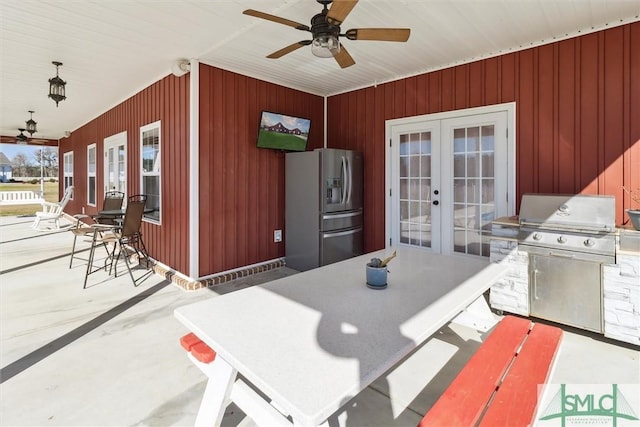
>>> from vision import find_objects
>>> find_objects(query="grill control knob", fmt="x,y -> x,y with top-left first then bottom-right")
533,233 -> 542,241
584,239 -> 595,247
557,236 -> 567,244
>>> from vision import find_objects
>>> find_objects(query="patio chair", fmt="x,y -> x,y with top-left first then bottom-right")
31,186 -> 74,231
69,191 -> 124,268
83,194 -> 151,288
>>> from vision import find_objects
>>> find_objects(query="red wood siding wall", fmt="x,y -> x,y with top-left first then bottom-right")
59,75 -> 191,274
60,65 -> 323,278
198,64 -> 324,276
327,22 -> 640,253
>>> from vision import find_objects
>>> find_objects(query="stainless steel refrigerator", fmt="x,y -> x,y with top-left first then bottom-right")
285,148 -> 364,271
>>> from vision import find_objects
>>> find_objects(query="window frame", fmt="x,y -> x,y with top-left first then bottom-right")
139,120 -> 161,224
63,151 -> 74,199
87,143 -> 97,207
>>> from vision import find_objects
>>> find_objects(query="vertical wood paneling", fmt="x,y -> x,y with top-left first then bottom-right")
602,27 -> 625,208
579,33 -> 600,195
328,22 -> 640,252
198,64 -> 324,275
469,61 -> 483,107
62,22 -> 638,277
537,44 -> 555,193
628,21 -> 640,222
557,38 -> 576,193
63,75 -> 191,274
454,65 -> 468,109
484,57 -> 499,106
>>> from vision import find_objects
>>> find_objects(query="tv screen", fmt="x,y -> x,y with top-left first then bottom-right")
256,111 -> 311,152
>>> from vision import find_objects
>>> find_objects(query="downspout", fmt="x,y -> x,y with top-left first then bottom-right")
189,59 -> 200,279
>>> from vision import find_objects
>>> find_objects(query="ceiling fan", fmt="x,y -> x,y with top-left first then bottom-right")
243,0 -> 410,68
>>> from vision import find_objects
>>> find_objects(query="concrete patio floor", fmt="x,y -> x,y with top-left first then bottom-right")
1,215 -> 638,426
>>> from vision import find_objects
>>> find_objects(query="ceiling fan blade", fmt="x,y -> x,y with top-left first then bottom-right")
345,28 -> 410,42
333,44 -> 356,68
267,41 -> 312,59
243,9 -> 310,31
327,0 -> 359,26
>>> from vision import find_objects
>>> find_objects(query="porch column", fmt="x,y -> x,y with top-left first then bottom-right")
189,59 -> 200,279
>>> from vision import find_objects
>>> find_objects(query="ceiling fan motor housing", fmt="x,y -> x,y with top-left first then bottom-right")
310,7 -> 340,58
311,10 -> 340,40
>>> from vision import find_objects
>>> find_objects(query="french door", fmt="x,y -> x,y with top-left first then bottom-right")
103,131 -> 127,199
387,104 -> 514,257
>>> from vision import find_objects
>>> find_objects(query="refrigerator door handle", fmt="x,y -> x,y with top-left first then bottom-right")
322,211 -> 362,220
322,228 -> 362,238
341,156 -> 348,204
346,156 -> 352,204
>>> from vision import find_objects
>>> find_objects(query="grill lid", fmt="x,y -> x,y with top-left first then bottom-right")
519,193 -> 615,232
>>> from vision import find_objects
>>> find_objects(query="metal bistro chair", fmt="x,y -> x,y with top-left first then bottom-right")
83,195 -> 150,288
69,191 -> 124,268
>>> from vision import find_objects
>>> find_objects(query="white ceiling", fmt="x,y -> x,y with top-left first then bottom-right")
1,0 -> 639,141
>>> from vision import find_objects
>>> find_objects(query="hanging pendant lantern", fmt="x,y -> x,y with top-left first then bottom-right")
16,128 -> 28,144
48,61 -> 66,107
26,110 -> 37,135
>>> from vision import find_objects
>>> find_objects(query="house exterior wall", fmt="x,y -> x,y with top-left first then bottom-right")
327,22 -> 640,253
59,22 -> 638,280
197,64 -> 324,276
59,76 -> 191,274
59,64 -> 324,279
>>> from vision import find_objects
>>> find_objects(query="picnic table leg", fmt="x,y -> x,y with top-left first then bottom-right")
451,294 -> 499,332
194,356 -> 237,427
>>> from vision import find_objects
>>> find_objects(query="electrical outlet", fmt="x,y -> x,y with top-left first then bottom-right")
274,229 -> 282,242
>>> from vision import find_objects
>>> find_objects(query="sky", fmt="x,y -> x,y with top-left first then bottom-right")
0,143 -> 57,163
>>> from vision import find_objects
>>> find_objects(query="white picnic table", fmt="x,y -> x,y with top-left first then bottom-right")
174,245 -> 507,427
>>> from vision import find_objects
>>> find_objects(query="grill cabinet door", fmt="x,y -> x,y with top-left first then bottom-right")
529,251 -> 603,333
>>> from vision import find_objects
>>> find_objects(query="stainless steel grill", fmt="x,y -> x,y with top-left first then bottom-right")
519,193 -> 616,256
517,193 -> 616,333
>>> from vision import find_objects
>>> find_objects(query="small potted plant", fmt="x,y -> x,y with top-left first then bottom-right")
623,186 -> 640,230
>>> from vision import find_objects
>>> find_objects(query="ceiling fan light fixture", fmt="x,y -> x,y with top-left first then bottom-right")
311,34 -> 340,58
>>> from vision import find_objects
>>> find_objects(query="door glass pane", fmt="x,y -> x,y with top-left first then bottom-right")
117,145 -> 126,193
398,131 -> 432,248
107,148 -> 116,191
105,136 -> 127,202
88,176 -> 96,205
452,125 -> 495,257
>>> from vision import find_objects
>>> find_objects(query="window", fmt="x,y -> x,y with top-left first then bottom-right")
87,144 -> 97,206
140,121 -> 161,223
63,151 -> 74,197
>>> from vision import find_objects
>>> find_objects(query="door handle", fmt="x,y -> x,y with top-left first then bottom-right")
322,228 -> 361,238
340,156 -> 347,205
346,157 -> 352,204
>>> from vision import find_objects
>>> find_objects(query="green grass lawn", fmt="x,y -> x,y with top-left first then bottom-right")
257,130 -> 308,151
0,182 -> 59,216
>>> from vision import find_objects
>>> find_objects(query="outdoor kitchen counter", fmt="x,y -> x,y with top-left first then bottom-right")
492,216 -> 519,227
617,226 -> 640,253
604,228 -> 640,345
489,212 -> 640,346
489,218 -> 528,316
490,216 -> 520,241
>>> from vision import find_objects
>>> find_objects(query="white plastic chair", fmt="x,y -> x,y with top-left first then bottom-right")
32,186 -> 74,230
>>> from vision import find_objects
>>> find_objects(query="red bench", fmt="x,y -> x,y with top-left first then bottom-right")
419,315 -> 563,427
180,332 -> 217,364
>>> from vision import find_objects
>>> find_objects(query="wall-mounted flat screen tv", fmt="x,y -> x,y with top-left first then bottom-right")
256,111 -> 311,152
